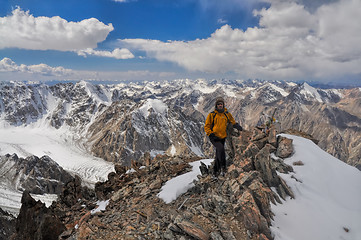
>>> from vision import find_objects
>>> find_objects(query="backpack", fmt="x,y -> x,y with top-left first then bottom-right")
210,111 -> 230,131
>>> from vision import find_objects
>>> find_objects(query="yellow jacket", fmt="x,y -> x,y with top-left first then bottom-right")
204,108 -> 236,139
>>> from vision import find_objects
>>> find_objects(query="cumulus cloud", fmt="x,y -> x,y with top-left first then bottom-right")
0,7 -> 114,51
0,58 -> 73,76
119,0 -> 361,81
77,48 -> 135,59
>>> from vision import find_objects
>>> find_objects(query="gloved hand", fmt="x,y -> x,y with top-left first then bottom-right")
209,133 -> 219,141
233,123 -> 243,131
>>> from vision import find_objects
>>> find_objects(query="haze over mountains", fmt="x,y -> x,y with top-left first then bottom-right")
0,79 -> 360,169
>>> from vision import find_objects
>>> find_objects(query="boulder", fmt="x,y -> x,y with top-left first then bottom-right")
12,191 -> 66,240
276,136 -> 294,158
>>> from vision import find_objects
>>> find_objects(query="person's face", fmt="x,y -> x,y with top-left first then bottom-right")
217,102 -> 224,110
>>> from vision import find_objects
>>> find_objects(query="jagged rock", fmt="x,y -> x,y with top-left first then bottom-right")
12,191 -> 66,240
248,180 -> 273,225
234,190 -> 271,239
276,136 -> 294,158
59,175 -> 94,207
114,164 -> 126,175
176,220 -> 209,240
0,207 -> 16,240
209,231 -> 224,240
254,144 -> 278,187
238,157 -> 254,172
277,176 -> 295,200
241,142 -> 260,159
253,137 -> 269,151
199,161 -> 209,175
268,125 -> 278,147
270,154 -> 294,174
0,154 -> 73,195
237,171 -> 260,187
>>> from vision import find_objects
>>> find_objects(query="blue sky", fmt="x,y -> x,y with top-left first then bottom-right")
0,0 -> 360,85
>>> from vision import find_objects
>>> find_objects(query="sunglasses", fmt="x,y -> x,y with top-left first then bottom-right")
217,103 -> 223,105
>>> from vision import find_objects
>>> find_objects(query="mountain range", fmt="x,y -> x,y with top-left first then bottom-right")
0,79 -> 360,169
1,79 -> 361,239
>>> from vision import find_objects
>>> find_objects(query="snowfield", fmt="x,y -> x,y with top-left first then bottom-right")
0,126 -> 114,215
270,134 -> 361,240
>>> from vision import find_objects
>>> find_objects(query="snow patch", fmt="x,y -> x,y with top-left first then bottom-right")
300,83 -> 322,102
138,99 -> 168,118
158,159 -> 213,203
269,83 -> 289,97
91,200 -> 109,215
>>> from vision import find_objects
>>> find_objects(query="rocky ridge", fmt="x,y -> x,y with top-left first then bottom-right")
10,126 -> 296,240
0,154 -> 74,195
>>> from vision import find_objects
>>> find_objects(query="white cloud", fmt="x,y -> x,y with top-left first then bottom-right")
0,58 -> 73,76
0,7 -> 114,51
119,0 -> 361,81
77,48 -> 135,59
217,18 -> 228,24
0,57 -> 175,81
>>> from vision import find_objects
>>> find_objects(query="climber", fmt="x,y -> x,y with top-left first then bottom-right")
204,97 -> 243,177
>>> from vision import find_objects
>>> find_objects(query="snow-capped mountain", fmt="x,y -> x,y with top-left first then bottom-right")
1,79 -> 360,239
0,79 -> 360,169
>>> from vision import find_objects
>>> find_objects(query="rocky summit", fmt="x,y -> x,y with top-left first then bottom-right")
10,126 -> 296,240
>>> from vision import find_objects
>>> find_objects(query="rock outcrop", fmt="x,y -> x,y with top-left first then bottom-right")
11,126 -> 297,240
0,207 -> 15,240
0,154 -> 74,195
11,191 -> 66,240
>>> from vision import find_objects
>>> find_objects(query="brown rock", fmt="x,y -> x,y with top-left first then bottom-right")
238,157 -> 254,172
235,190 -> 271,238
268,125 -> 278,147
176,220 -> 209,240
248,180 -> 273,225
276,137 -> 294,158
114,164 -> 126,175
241,142 -> 260,159
13,191 -> 66,240
254,144 -> 277,187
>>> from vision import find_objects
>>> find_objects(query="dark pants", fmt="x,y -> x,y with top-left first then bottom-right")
210,138 -> 226,175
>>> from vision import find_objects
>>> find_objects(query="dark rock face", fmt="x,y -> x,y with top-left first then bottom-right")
0,207 -> 16,240
58,175 -> 96,208
0,154 -> 73,195
11,191 -> 66,240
